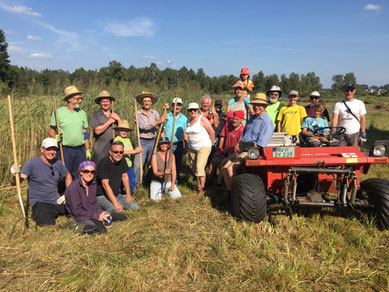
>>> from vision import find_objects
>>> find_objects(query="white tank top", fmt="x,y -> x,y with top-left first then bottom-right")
186,117 -> 212,150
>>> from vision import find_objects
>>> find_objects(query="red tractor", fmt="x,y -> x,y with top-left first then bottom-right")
231,130 -> 389,230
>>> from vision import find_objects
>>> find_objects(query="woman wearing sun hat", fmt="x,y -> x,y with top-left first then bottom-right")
150,137 -> 182,201
90,90 -> 121,165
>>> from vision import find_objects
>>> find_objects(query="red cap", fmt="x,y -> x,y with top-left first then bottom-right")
233,110 -> 245,119
226,112 -> 233,121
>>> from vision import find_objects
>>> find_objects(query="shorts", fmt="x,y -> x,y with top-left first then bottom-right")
188,147 -> 212,177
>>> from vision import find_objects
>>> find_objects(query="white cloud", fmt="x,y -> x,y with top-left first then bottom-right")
30,53 -> 53,59
142,55 -> 156,59
5,5 -> 42,16
38,22 -> 81,49
363,4 -> 381,11
104,17 -> 155,37
27,35 -> 42,41
155,62 -> 162,65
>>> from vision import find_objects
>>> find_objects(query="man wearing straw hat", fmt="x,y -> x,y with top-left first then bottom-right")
10,138 -> 72,226
221,94 -> 274,198
91,90 -> 121,164
133,92 -> 168,184
49,85 -> 90,179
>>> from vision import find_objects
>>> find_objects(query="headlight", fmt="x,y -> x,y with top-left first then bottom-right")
371,145 -> 386,157
248,148 -> 260,160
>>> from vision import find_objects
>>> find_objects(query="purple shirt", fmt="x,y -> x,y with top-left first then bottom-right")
134,109 -> 160,139
65,178 -> 103,222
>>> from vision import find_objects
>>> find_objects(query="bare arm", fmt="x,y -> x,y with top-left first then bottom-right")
171,155 -> 177,185
122,173 -> 134,202
102,179 -> 123,212
277,121 -> 281,132
65,172 -> 72,187
49,126 -> 57,138
94,117 -> 115,135
332,113 -> 339,129
201,117 -> 215,145
360,114 -> 366,133
10,173 -> 27,186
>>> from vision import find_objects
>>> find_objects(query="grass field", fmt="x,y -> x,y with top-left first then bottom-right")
0,90 -> 388,291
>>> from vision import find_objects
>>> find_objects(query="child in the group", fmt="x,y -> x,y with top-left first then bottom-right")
301,100 -> 330,147
227,67 -> 255,106
113,120 -> 142,193
277,90 -> 307,137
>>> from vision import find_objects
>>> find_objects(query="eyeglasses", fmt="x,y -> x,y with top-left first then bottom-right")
112,150 -> 124,154
310,96 -> 320,100
81,169 -> 96,175
49,165 -> 54,176
188,109 -> 197,112
160,143 -> 169,146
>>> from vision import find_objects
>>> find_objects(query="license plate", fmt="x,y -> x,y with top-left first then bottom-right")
272,147 -> 295,158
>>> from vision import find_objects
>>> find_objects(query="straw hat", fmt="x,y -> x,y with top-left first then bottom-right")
95,90 -> 115,104
135,91 -> 158,104
114,119 -> 132,131
250,93 -> 268,105
63,85 -> 83,101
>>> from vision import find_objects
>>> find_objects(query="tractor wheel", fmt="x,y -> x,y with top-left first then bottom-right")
360,178 -> 389,230
231,174 -> 267,223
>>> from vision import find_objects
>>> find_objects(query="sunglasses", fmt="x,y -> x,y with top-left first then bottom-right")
160,143 -> 169,146
49,165 -> 54,176
81,169 -> 96,175
289,95 -> 298,98
310,96 -> 320,100
188,109 -> 197,112
345,89 -> 354,92
112,150 -> 124,154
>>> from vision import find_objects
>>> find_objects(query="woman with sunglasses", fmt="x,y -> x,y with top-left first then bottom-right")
185,103 -> 215,194
304,91 -> 330,122
65,161 -> 126,234
150,137 -> 181,201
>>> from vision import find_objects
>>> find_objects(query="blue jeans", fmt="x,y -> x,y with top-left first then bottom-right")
96,194 -> 140,212
120,167 -> 136,195
172,142 -> 184,184
150,181 -> 182,201
58,145 -> 86,179
133,138 -> 156,184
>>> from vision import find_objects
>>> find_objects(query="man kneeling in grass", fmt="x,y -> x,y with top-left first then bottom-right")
96,141 -> 140,213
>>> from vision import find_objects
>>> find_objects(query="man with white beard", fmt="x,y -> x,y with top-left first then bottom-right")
265,85 -> 285,130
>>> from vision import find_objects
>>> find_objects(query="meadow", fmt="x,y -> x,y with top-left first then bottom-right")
0,85 -> 388,291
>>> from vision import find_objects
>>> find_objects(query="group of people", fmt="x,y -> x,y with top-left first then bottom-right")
10,67 -> 367,234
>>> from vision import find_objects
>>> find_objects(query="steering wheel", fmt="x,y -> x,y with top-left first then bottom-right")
313,126 -> 346,137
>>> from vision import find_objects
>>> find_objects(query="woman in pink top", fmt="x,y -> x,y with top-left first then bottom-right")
185,103 -> 215,194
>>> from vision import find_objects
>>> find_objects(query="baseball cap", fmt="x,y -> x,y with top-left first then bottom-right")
288,90 -> 299,96
158,137 -> 170,144
172,97 -> 183,104
188,103 -> 199,110
233,111 -> 245,119
344,83 -> 355,90
41,138 -> 58,149
310,91 -> 320,97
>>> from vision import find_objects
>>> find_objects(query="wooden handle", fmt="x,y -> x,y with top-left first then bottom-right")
134,99 -> 143,184
53,98 -> 65,165
7,95 -> 26,218
111,101 -> 115,139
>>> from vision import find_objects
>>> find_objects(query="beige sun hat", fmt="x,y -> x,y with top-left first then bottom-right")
135,91 -> 158,105
95,90 -> 115,104
63,85 -> 83,101
266,85 -> 282,97
114,119 -> 133,131
250,93 -> 268,105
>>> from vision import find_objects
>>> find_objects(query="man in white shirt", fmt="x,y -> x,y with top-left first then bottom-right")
332,84 -> 367,146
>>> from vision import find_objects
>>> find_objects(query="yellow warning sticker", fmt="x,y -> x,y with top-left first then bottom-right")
346,158 -> 358,163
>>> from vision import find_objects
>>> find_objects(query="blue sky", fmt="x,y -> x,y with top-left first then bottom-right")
1,0 -> 388,88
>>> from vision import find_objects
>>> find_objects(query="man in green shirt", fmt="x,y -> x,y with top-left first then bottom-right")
265,85 -> 285,130
49,85 -> 90,179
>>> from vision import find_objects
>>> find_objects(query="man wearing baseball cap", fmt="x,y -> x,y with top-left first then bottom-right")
49,85 -> 91,179
162,97 -> 187,184
304,91 -> 330,121
10,138 -> 72,226
332,84 -> 367,146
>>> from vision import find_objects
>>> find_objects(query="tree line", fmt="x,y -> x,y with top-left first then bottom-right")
1,29 -> 387,97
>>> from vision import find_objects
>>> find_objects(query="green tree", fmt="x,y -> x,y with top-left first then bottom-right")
344,72 -> 357,86
331,74 -> 344,90
0,29 -> 11,85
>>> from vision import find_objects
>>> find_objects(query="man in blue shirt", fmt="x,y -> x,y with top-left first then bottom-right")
162,97 -> 187,184
221,93 -> 274,194
10,138 -> 72,226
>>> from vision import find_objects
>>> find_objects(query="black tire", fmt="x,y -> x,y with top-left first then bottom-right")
360,178 -> 389,230
231,174 -> 267,223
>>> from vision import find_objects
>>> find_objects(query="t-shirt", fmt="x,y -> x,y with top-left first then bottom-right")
301,117 -> 329,135
266,102 -> 285,130
21,156 -> 68,206
164,112 -> 188,142
305,104 -> 330,122
113,136 -> 134,168
50,106 -> 88,147
221,122 -> 245,154
96,156 -> 129,197
277,105 -> 307,136
242,113 -> 274,148
228,96 -> 251,106
333,99 -> 367,135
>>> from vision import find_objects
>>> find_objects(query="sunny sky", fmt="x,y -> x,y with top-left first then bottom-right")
1,0 -> 388,88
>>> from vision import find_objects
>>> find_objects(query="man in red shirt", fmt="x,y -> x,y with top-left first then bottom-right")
207,111 -> 245,185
